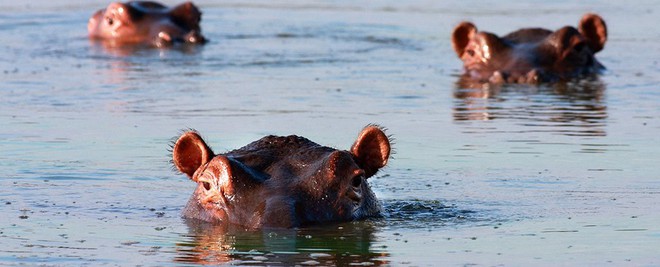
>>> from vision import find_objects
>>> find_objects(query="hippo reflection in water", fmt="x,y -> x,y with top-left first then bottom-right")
88,1 -> 206,47
171,125 -> 391,228
175,220 -> 387,265
452,13 -> 607,84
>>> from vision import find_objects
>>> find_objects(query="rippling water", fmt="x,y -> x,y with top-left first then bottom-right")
1,0 -> 659,266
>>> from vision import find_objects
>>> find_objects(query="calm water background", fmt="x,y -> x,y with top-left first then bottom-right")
1,0 -> 659,266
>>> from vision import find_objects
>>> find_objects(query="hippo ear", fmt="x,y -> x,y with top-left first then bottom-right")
452,22 -> 477,57
169,2 -> 202,31
350,125 -> 391,178
172,131 -> 214,179
578,13 -> 607,53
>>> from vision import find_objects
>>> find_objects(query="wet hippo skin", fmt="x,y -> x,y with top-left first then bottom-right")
171,125 -> 391,228
88,1 -> 206,47
452,13 -> 607,84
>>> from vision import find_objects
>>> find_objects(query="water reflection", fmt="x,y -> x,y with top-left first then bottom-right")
88,40 -> 206,88
175,219 -> 389,266
453,76 -> 608,136
173,199 -> 478,265
89,39 -> 205,57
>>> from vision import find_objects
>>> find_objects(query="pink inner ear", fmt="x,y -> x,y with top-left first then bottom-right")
579,13 -> 607,53
351,126 -> 391,178
452,22 -> 477,57
173,132 -> 214,179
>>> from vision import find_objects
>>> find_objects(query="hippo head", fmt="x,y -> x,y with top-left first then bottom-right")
88,1 -> 206,47
171,125 -> 391,228
451,13 -> 607,84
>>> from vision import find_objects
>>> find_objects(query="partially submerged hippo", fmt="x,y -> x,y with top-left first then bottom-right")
452,13 -> 607,84
88,1 -> 206,47
171,125 -> 391,228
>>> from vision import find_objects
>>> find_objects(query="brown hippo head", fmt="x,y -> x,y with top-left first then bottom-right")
171,125 -> 391,228
88,1 -> 206,47
451,13 -> 607,84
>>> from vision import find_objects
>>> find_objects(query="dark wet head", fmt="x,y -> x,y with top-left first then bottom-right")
88,1 -> 206,46
171,125 -> 391,228
451,13 -> 607,83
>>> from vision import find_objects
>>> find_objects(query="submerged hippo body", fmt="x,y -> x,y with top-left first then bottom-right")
88,1 -> 206,47
452,14 -> 607,84
172,125 -> 391,228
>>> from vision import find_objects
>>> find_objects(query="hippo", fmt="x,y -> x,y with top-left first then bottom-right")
88,1 -> 206,47
451,13 -> 607,84
171,125 -> 391,228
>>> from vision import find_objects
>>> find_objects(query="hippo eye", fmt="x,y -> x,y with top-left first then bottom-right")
466,49 -> 475,57
202,181 -> 211,191
573,42 -> 586,52
105,16 -> 114,26
351,175 -> 363,188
